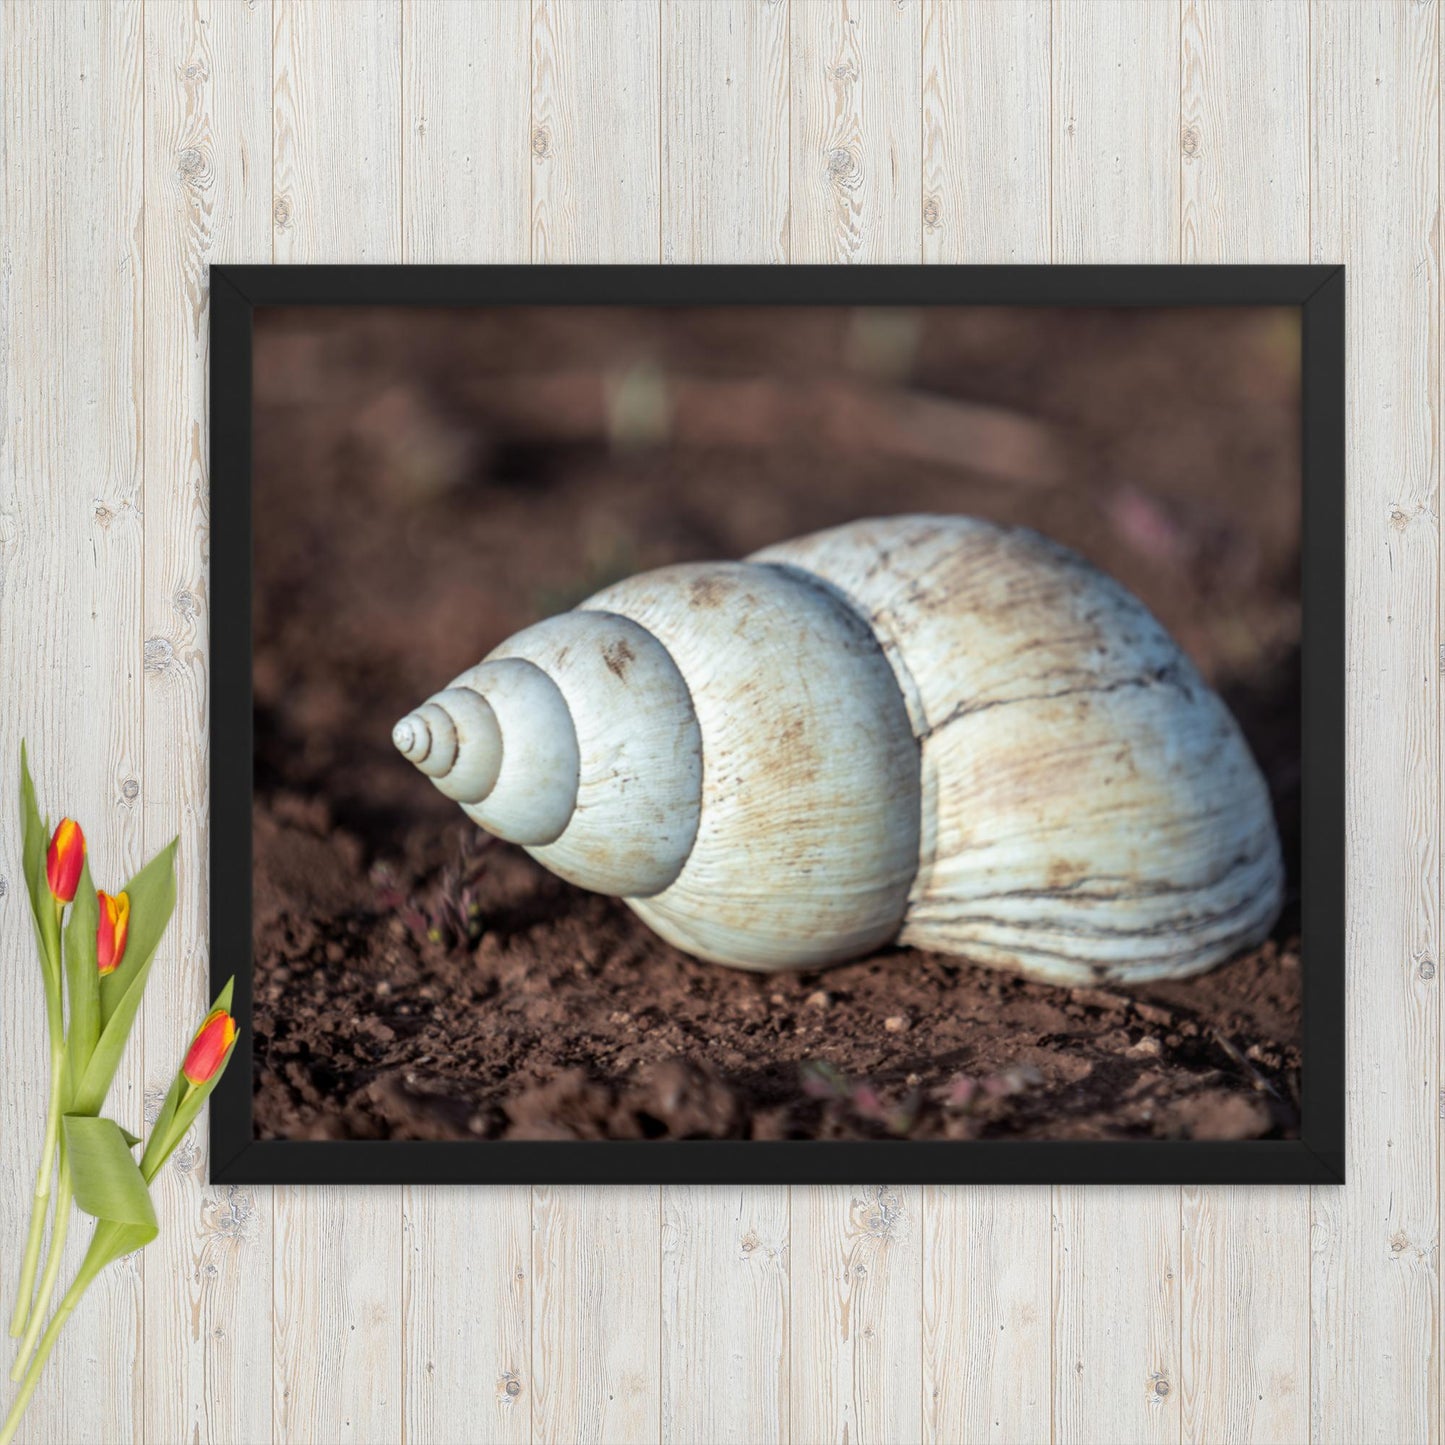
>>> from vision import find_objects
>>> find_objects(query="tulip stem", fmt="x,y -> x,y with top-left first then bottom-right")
10,1147 -> 71,1382
7,1036 -> 65,1339
0,1263 -> 84,1445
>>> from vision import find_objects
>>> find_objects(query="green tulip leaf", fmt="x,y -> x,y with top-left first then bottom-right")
72,840 -> 178,1116
98,839 -> 177,1028
62,1116 -> 157,1240
63,862 -> 101,1095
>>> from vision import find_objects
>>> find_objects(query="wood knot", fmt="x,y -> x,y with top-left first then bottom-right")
273,194 -> 293,229
1180,125 -> 1201,160
531,128 -> 551,159
144,636 -> 176,674
121,778 -> 139,802
827,147 -> 858,181
922,195 -> 942,230
177,146 -> 207,181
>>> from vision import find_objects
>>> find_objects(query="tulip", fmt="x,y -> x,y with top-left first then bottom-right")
44,820 -> 84,905
96,891 -> 130,976
181,1008 -> 237,1087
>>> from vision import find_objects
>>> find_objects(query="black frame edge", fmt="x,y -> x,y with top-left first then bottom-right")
208,264 -> 1347,1188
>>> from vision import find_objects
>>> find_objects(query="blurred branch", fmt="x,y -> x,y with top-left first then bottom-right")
457,369 -> 1068,488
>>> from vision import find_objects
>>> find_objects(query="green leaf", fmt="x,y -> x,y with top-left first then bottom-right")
72,840 -> 178,1116
62,1116 -> 157,1242
141,978 -> 237,1183
118,1127 -> 142,1149
63,862 -> 101,1096
98,839 -> 177,1029
19,742 -> 60,987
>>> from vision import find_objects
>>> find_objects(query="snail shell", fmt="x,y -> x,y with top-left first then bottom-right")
395,515 -> 1284,985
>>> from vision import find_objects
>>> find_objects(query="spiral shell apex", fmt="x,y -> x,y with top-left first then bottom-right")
396,515 -> 1285,985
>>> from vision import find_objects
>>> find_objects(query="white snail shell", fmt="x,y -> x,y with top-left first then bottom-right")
395,515 -> 1284,985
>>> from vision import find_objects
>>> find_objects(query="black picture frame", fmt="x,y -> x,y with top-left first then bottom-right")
209,264 -> 1345,1187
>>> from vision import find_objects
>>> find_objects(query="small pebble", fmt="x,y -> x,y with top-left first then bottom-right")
1128,1035 -> 1162,1058
769,993 -> 787,1007
805,990 -> 831,1011
375,979 -> 392,998
884,1015 -> 909,1033
325,941 -> 344,964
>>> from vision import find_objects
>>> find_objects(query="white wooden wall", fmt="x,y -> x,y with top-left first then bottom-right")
0,2 -> 1432,1442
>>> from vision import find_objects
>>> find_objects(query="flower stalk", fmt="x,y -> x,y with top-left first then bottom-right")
2,745 -> 213,1443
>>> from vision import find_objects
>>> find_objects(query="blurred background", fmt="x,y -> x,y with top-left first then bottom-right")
250,305 -> 1301,1142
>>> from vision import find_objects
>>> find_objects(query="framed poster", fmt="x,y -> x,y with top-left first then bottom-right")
208,265 -> 1343,1185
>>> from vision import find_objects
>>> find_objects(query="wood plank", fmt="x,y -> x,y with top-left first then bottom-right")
922,1187 -> 1050,1445
530,1186 -> 661,1445
1175,8 -> 1312,1444
269,5 -> 405,1441
1180,1187 -> 1309,1444
0,4 -> 146,1440
918,8 -> 1053,1439
403,1187 -> 532,1445
1051,0 -> 1180,263
655,10 -> 791,1438
273,1185 -> 404,1443
1310,3 -> 1441,1442
273,0 -> 402,263
140,3 -> 274,1443
1052,1190 -> 1180,1444
403,0 -> 530,264
660,1186 -> 789,1444
661,0 -> 789,264
530,0 -> 660,263
789,0 -> 923,264
922,0 -> 1049,263
1180,0 -> 1309,264
789,1185 -> 924,1445
524,8 -> 661,1440
1048,8 -> 1183,1441
398,7 -> 533,1443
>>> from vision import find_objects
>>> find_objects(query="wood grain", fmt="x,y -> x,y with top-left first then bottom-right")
398,8 -> 535,1442
790,1185 -> 924,1445
1050,0 -> 1181,263
662,0 -> 790,265
403,0 -> 530,266
922,0 -> 1049,264
403,1187 -> 532,1445
1052,1189 -> 1181,1444
922,1187 -> 1051,1444
530,1186 -> 661,1444
269,5 -> 407,1442
661,1186 -> 789,1444
789,0 -> 922,264
1176,7 -> 1312,1444
140,3 -> 274,1443
1310,3 -> 1441,1443
530,0 -> 661,264
1048,9 -> 1186,1443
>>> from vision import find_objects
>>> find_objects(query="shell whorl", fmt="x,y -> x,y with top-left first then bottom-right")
395,661 -> 580,845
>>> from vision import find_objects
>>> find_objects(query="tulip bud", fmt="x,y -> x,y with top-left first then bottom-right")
45,819 -> 85,904
181,1007 -> 237,1087
96,890 -> 130,975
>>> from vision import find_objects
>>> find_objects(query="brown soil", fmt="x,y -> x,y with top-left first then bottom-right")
251,304 -> 1302,1143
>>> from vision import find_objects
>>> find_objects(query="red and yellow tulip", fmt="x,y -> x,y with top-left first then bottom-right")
96,890 -> 130,976
44,819 -> 84,904
181,1008 -> 237,1087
